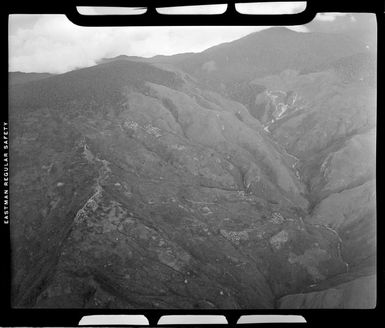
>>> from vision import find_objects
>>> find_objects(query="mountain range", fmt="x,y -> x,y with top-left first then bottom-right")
9,27 -> 376,309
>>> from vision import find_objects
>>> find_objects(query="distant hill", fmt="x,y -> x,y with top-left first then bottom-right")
96,54 -> 149,64
97,52 -> 195,65
10,60 -> 184,109
9,71 -> 54,85
99,28 -> 368,89
171,27 -> 369,87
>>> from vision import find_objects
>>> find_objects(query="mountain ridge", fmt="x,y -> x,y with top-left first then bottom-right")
9,27 -> 376,309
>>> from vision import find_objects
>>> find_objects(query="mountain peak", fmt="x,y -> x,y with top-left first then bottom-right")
264,26 -> 296,33
241,27 -> 298,41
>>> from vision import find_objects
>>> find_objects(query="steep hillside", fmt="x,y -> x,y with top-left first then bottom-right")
9,27 -> 376,309
10,60 -> 351,309
245,53 -> 376,307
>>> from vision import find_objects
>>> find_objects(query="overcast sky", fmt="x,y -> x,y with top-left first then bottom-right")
8,3 -> 376,74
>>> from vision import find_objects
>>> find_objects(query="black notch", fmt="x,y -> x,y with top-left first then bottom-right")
65,1 -> 316,26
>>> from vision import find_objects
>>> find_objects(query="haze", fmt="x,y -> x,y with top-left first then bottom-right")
9,10 -> 374,74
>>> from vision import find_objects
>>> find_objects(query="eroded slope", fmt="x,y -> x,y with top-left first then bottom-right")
10,61 -> 349,308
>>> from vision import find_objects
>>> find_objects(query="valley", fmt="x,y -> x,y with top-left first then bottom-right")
9,27 -> 376,309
